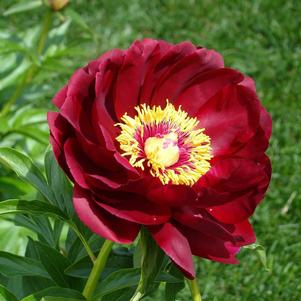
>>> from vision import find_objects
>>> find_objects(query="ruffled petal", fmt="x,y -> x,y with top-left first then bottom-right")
179,225 -> 240,264
196,84 -> 261,157
64,138 -> 131,190
206,156 -> 271,224
73,185 -> 140,244
235,106 -> 272,159
114,39 -> 161,119
194,157 -> 270,209
174,68 -> 243,116
173,207 -> 234,243
96,196 -> 171,225
52,86 -> 68,109
150,47 -> 224,109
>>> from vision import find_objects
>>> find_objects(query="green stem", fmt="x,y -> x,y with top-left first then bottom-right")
0,7 -> 52,117
130,290 -> 144,301
187,278 -> 202,301
37,9 -> 53,55
83,240 -> 114,301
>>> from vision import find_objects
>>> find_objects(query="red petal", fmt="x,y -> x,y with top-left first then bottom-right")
149,223 -> 195,279
73,185 -> 140,243
180,225 -> 240,264
235,106 -> 272,159
96,196 -> 171,225
114,40 -> 160,119
175,68 -> 243,116
195,157 -> 270,208
173,207 -> 235,243
207,157 -> 271,224
52,86 -> 68,109
64,138 -> 89,189
64,138 -> 132,190
93,49 -> 125,133
151,47 -> 224,109
229,219 -> 256,246
196,84 -> 260,157
146,181 -> 197,207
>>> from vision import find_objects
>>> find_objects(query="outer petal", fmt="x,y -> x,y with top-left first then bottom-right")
150,47 -> 224,109
207,156 -> 271,224
149,223 -> 195,279
114,39 -> 161,119
235,106 -> 272,159
96,197 -> 171,225
52,86 -> 68,109
174,68 -> 243,116
64,138 -> 131,190
47,112 -> 74,179
179,225 -> 240,264
226,219 -> 256,247
194,157 -> 270,208
196,84 -> 261,157
173,207 -> 235,243
73,185 -> 140,244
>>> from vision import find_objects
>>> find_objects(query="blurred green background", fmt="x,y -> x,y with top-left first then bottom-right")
0,0 -> 300,300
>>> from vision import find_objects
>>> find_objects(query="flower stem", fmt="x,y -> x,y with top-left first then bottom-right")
187,278 -> 202,301
82,240 -> 114,301
130,290 -> 144,301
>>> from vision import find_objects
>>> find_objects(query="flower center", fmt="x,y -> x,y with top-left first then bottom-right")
144,132 -> 180,168
116,101 -> 212,186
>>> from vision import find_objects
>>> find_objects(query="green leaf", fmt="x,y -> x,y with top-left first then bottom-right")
22,238 -> 56,295
94,268 -> 140,299
244,243 -> 271,271
64,8 -> 92,34
41,296 -> 84,301
100,288 -> 136,301
0,199 -> 67,220
64,256 -> 92,279
157,271 -> 183,284
11,107 -> 48,128
0,198 -> 95,262
0,199 -> 69,247
164,263 -> 185,301
0,251 -> 49,278
137,228 -> 165,295
0,284 -> 18,301
33,241 -> 72,287
3,0 -> 43,16
44,150 -> 73,215
21,287 -> 85,301
5,127 -> 49,145
64,249 -> 132,279
0,147 -> 54,202
0,176 -> 31,199
0,59 -> 31,90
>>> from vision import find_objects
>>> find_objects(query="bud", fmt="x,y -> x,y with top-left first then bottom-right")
48,0 -> 69,11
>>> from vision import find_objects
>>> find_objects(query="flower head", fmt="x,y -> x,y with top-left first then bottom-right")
48,39 -> 272,279
116,101 -> 212,186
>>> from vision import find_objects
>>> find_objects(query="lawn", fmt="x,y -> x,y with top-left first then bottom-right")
0,0 -> 300,300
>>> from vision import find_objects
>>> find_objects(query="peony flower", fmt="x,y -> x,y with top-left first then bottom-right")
48,39 -> 271,279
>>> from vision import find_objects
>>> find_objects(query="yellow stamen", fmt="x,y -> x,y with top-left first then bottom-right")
115,101 -> 212,186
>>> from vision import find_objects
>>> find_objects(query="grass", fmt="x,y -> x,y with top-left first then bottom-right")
1,0 -> 301,300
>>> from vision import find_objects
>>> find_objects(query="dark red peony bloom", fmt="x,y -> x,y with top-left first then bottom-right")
48,39 -> 271,279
